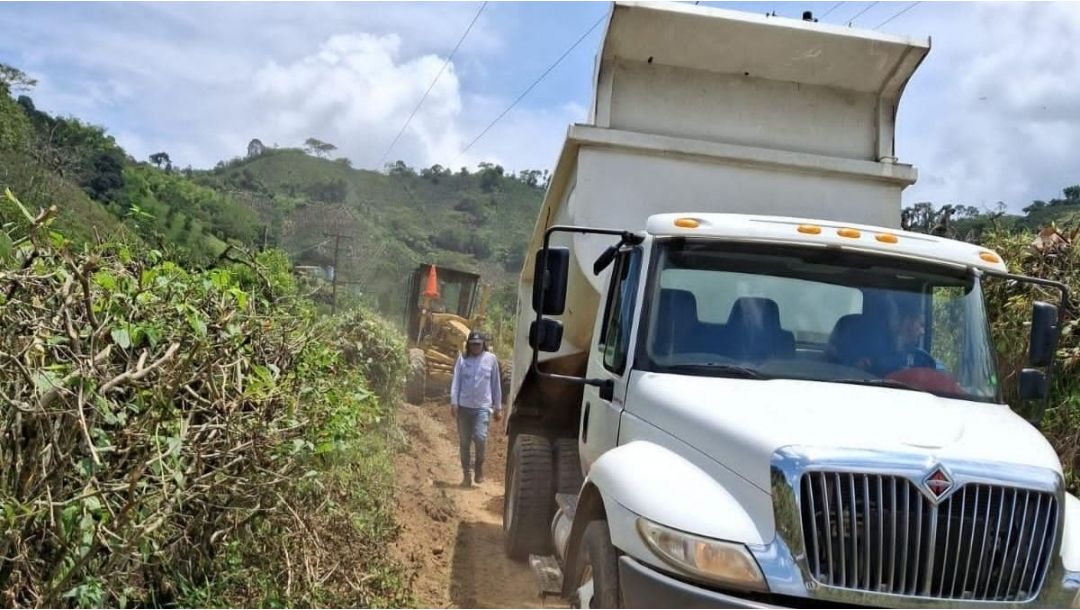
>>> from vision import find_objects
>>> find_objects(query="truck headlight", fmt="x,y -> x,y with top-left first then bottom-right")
637,517 -> 767,591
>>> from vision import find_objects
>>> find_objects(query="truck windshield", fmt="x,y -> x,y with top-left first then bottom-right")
641,240 -> 1000,403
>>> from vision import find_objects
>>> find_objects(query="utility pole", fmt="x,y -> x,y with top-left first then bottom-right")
324,232 -> 354,315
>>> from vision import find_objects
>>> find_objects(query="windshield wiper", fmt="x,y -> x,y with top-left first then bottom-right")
667,363 -> 766,379
831,378 -> 923,392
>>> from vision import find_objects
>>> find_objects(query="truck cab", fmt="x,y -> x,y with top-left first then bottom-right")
539,214 -> 1071,607
501,3 -> 1073,608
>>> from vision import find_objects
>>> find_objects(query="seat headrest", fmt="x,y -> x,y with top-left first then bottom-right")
658,288 -> 698,321
727,297 -> 781,329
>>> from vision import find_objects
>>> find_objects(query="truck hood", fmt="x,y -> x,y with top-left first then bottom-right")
626,372 -> 1063,494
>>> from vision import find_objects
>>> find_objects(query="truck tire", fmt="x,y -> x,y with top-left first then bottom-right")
499,360 -> 512,406
503,434 -> 554,560
554,438 -> 584,494
571,520 -> 620,608
406,348 -> 426,405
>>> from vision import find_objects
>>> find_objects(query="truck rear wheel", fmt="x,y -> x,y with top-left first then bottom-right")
554,438 -> 584,494
572,520 -> 620,608
499,361 -> 512,405
503,434 -> 554,560
406,348 -> 426,404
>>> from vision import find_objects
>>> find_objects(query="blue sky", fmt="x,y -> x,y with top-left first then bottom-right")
2,1 -> 1079,211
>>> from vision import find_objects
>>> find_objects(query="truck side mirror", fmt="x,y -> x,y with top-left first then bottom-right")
1019,368 -> 1048,402
593,244 -> 620,275
1029,301 -> 1059,368
532,247 -> 569,316
529,319 -> 564,352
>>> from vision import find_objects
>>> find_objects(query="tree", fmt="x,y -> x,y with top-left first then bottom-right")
0,63 -> 36,94
84,149 -> 125,203
421,164 -> 450,183
479,167 -> 499,193
247,138 -> 266,158
303,137 -> 336,158
149,152 -> 171,170
518,169 -> 542,187
901,202 -> 958,236
386,160 -> 415,177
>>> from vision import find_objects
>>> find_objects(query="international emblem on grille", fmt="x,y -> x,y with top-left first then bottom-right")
922,466 -> 952,501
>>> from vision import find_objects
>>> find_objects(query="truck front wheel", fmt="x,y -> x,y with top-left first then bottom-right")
572,520 -> 620,608
503,434 -> 554,560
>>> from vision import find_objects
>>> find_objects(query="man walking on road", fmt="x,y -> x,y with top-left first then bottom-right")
450,331 -> 503,487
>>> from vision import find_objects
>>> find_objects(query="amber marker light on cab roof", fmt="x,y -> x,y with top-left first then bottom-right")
837,228 -> 861,238
980,251 -> 1002,264
797,224 -> 821,235
675,218 -> 700,228
876,233 -> 899,244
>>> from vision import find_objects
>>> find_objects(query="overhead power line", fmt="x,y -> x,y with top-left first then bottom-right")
453,11 -> 607,165
378,1 -> 487,169
874,1 -> 920,29
847,1 -> 879,25
819,2 -> 843,19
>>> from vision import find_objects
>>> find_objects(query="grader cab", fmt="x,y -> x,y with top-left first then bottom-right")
403,264 -> 492,403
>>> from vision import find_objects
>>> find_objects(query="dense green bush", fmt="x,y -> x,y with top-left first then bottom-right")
980,226 -> 1080,489
0,190 -> 410,607
331,308 -> 409,407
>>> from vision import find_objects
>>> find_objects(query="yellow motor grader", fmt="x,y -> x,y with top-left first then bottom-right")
403,264 -> 508,404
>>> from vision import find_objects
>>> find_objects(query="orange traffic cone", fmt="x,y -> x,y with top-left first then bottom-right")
422,265 -> 440,298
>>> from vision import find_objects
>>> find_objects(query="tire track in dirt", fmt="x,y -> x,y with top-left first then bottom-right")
392,402 -> 565,608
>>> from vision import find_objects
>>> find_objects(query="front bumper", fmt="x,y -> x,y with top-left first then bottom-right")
618,556 -> 778,609
619,554 -> 1080,608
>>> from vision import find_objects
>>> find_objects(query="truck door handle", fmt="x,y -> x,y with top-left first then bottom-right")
582,402 -> 590,443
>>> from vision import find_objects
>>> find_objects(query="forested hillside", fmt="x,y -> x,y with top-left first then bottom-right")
197,150 -> 545,316
2,62 -> 544,318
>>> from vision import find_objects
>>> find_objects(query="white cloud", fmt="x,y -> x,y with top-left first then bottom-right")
896,2 -> 1080,210
241,32 -> 465,169
5,1 -> 1077,209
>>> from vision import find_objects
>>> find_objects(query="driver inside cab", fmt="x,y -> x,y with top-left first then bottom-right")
875,306 -> 937,374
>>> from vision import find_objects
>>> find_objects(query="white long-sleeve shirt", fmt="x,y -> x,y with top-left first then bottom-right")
450,351 -> 503,413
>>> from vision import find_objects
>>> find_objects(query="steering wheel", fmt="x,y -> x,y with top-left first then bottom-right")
885,367 -> 963,395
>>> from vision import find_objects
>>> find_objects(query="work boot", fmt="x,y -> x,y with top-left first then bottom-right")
475,464 -> 485,484
461,471 -> 473,487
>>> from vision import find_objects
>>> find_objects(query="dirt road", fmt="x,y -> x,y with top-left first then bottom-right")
393,402 -> 564,608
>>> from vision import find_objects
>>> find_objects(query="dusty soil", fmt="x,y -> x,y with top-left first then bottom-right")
392,402 -> 565,608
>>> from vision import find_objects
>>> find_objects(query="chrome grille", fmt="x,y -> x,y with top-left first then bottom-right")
799,472 -> 1057,601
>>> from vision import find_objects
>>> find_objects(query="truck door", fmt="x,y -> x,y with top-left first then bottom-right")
581,247 -> 642,469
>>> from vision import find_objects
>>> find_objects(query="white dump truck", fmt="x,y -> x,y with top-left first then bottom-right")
501,3 -> 1073,608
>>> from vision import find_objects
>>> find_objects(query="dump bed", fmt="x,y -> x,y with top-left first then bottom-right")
510,1 -> 930,409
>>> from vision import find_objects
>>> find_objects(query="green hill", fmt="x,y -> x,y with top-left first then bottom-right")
195,150 -> 545,315
1,72 -> 254,267
2,60 -> 545,324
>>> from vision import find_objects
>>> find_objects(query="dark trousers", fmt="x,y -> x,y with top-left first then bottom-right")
456,407 -> 490,475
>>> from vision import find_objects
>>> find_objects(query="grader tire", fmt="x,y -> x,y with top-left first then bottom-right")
406,348 -> 427,405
